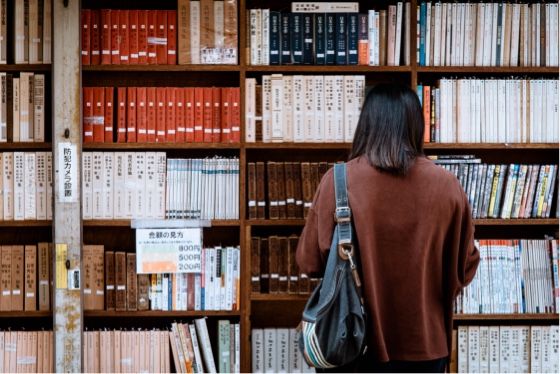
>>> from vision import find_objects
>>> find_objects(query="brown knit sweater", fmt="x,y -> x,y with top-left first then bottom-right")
296,155 -> 480,362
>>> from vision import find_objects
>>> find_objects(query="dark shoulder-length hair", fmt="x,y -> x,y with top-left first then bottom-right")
349,83 -> 424,175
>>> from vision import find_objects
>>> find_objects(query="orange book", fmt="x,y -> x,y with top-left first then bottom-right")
156,87 -> 166,142
0,246 -> 11,311
126,87 -> 137,142
202,87 -> 213,142
111,10 -> 120,64
185,87 -> 195,142
117,87 -> 127,143
128,10 -> 139,65
156,11 -> 168,65
81,9 -> 91,65
91,10 -> 101,65
138,10 -> 148,64
137,87 -> 147,142
100,9 -> 112,65
146,87 -> 157,142
358,14 -> 369,65
212,88 -> 221,143
422,85 -> 431,143
93,87 -> 105,143
166,87 -> 176,142
167,10 -> 177,65
221,88 -> 231,143
147,11 -> 158,64
119,10 -> 130,65
175,88 -> 186,142
83,87 -> 94,143
104,87 -> 114,142
231,88 -> 240,143
11,246 -> 24,311
194,88 -> 204,142
24,245 -> 37,311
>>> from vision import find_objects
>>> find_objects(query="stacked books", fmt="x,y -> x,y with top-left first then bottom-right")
417,2 -> 559,67
245,75 -> 365,143
0,331 -> 54,373
248,2 -> 410,66
252,328 -> 315,373
430,156 -> 558,219
8,0 -> 52,64
82,86 -> 240,144
455,239 -> 559,314
419,78 -> 559,143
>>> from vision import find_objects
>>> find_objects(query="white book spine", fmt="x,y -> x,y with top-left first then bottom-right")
288,329 -> 302,373
270,74 -> 283,142
46,152 -> 52,219
458,325 -> 468,373
14,0 -> 26,63
33,74 -> 44,142
277,328 -> 289,373
475,3 -> 484,66
433,3 -> 442,66
92,152 -> 104,219
135,153 -> 145,218
303,76 -> 315,142
367,10 -> 375,66
43,0 -> 52,63
190,1 -> 201,64
251,329 -> 264,373
262,9 -> 270,65
530,326 -> 542,373
263,328 -> 277,373
394,2 -> 403,66
333,75 -> 344,142
262,75 -> 272,142
13,152 -> 24,220
292,75 -> 305,142
343,76 -> 355,143
0,74 -> 6,141
250,9 -> 258,65
113,152 -> 124,219
23,152 -> 36,219
489,326 -> 500,373
19,73 -> 31,142
313,76 -> 325,142
282,76 -> 293,142
35,152 -> 46,220
245,78 -> 256,142
102,152 -> 114,219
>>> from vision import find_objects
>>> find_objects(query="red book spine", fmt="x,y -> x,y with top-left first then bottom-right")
175,88 -> 185,142
231,88 -> 240,143
137,87 -> 147,143
203,88 -> 213,142
100,9 -> 111,64
156,87 -> 166,142
127,87 -> 137,142
166,87 -> 176,142
81,10 -> 91,65
146,87 -> 157,142
104,87 -> 114,142
147,11 -> 158,64
423,86 -> 431,143
91,10 -> 101,65
83,87 -> 94,143
185,88 -> 195,142
93,87 -> 105,142
128,10 -> 139,65
193,88 -> 204,142
167,10 -> 177,65
111,10 -> 120,64
117,88 -> 127,143
119,10 -> 130,65
221,88 -> 230,143
212,88 -> 221,143
137,10 -> 148,64
156,11 -> 168,65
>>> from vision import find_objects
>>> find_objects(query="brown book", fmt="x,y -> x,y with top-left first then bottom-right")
200,0 -> 215,55
299,272 -> 310,295
267,161 -> 279,219
38,242 -> 50,311
288,235 -> 299,294
301,162 -> 313,218
503,4 -> 512,67
186,274 -> 195,310
540,3 -> 546,66
259,238 -> 269,293
1,246 -> 11,310
255,85 -> 262,141
311,162 -> 320,194
268,236 -> 280,293
256,162 -> 266,218
285,162 -> 296,218
309,277 -> 320,291
115,251 -> 127,311
6,74 -> 13,142
379,10 -> 387,65
92,245 -> 105,310
126,253 -> 137,311
278,237 -> 289,293
223,0 -> 238,64
292,162 -> 304,218
247,162 -> 257,219
24,245 -> 37,311
318,162 -> 329,181
105,251 -> 115,310
276,163 -> 287,219
137,274 -> 150,310
82,245 -> 94,310
11,246 -> 24,311
177,0 -> 191,64
450,329 -> 458,373
250,237 -> 260,293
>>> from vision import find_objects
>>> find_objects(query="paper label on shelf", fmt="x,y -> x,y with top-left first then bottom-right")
57,143 -> 78,203
55,244 -> 68,289
68,268 -> 80,290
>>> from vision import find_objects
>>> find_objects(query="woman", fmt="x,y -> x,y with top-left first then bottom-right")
296,83 -> 480,373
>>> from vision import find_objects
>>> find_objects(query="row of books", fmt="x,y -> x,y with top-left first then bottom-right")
0,73 -> 46,143
247,161 -> 332,220
454,325 -> 559,373
170,320 -> 240,373
454,239 -> 559,315
166,157 -> 239,220
82,86 -> 240,144
8,0 -> 52,64
431,157 -> 558,219
248,2 -> 411,66
420,78 -> 559,144
0,152 -> 53,221
245,75 -> 365,143
84,245 -> 240,312
251,235 -> 320,295
0,243 -> 51,312
251,328 -> 315,373
417,2 -> 559,67
0,331 -> 54,373
82,152 -> 166,220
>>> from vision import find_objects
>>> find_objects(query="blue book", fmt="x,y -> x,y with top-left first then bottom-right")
325,14 -> 336,64
314,13 -> 326,64
302,14 -> 314,64
419,2 -> 427,66
335,13 -> 347,65
290,13 -> 304,64
168,274 -> 173,311
269,11 -> 281,65
416,84 -> 423,105
281,13 -> 291,64
347,13 -> 359,65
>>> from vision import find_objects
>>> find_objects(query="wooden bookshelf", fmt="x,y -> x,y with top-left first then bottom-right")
84,310 -> 241,318
0,311 -> 52,318
0,220 -> 52,227
0,142 -> 53,150
82,64 -> 240,72
83,143 -> 241,150
0,64 -> 51,72
83,219 -> 241,227
245,218 -> 559,227
453,313 -> 560,322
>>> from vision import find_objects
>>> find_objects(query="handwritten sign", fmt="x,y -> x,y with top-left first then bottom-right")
57,143 -> 78,203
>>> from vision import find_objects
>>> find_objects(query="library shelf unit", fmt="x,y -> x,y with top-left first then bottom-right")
84,310 -> 242,318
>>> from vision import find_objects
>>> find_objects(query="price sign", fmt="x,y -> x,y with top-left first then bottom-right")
136,228 -> 202,274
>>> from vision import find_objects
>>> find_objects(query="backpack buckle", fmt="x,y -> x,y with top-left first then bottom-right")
334,207 -> 351,223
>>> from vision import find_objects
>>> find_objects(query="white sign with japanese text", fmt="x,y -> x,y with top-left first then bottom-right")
57,143 -> 78,203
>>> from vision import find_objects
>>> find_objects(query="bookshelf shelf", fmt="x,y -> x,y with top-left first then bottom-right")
0,220 -> 52,227
0,142 -> 52,150
0,311 -> 52,318
416,66 -> 559,74
82,64 -> 240,72
83,219 -> 241,227
84,310 -> 241,318
246,219 -> 306,226
246,219 -> 559,227
245,143 -> 559,150
246,65 -> 412,73
251,294 -> 310,302
453,313 -> 559,322
83,143 -> 241,150
0,64 -> 51,72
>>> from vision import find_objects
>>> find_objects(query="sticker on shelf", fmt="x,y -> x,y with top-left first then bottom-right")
57,142 -> 78,203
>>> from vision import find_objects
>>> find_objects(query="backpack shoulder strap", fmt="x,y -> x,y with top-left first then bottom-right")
333,163 -> 352,246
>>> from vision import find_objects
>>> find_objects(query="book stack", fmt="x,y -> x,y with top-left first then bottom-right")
454,325 -> 559,373
0,73 -> 46,143
251,235 -> 320,295
9,0 -> 52,64
0,243 -> 52,312
430,156 -> 558,219
252,328 -> 315,373
419,78 -> 559,143
0,331 -> 54,373
0,152 -> 53,221
170,320 -> 240,373
247,161 -> 333,219
82,152 -> 167,220
455,239 -> 559,315
245,75 -> 366,143
417,2 -> 559,67
82,86 -> 240,144
166,157 -> 239,220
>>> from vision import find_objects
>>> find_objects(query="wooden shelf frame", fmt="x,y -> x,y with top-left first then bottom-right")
84,310 -> 241,318
0,64 -> 52,72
